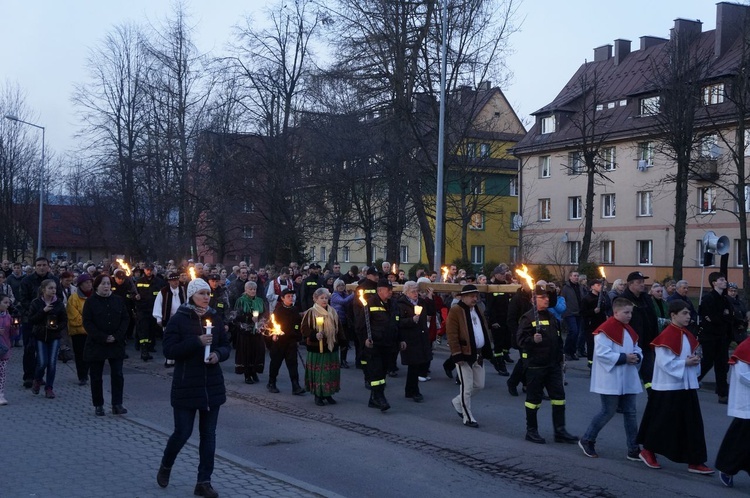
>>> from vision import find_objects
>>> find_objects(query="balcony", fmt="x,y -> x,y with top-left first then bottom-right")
690,158 -> 719,181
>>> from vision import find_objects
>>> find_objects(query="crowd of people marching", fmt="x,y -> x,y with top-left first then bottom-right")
0,257 -> 749,495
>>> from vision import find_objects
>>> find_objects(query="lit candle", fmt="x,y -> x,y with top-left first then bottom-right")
414,305 -> 423,316
252,310 -> 260,319
315,316 -> 325,353
204,319 -> 213,362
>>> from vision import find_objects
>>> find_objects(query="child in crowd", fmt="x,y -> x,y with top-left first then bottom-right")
0,294 -> 12,405
578,298 -> 642,460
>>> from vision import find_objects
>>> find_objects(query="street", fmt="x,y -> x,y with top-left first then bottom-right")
4,340 -> 747,497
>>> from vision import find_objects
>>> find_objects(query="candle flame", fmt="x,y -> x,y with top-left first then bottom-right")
598,266 -> 606,280
189,267 -> 196,281
392,263 -> 398,274
441,266 -> 449,282
269,314 -> 284,336
205,319 -> 212,327
358,289 -> 368,306
116,258 -> 131,276
515,264 -> 535,292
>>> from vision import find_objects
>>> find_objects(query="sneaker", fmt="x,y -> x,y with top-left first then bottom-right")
639,449 -> 661,469
44,388 -> 56,399
418,376 -> 431,382
627,448 -> 641,461
435,337 -> 442,345
578,439 -> 598,458
688,464 -> 715,475
719,472 -> 734,487
31,380 -> 41,394
0,394 -> 8,405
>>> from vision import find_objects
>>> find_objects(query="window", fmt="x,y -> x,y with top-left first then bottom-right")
596,104 -> 604,111
539,156 -> 551,178
602,193 -> 616,218
637,142 -> 654,167
637,191 -> 653,216
466,142 -> 477,158
469,212 -> 485,230
479,143 -> 491,158
601,147 -> 616,171
539,199 -> 551,221
700,134 -> 719,158
242,201 -> 255,213
509,177 -> 519,196
510,211 -> 520,231
739,185 -> 750,213
509,246 -> 519,262
607,101 -> 616,109
601,241 -> 615,264
568,196 -> 582,220
541,115 -> 555,134
568,151 -> 584,174
699,187 -> 717,214
735,240 -> 750,266
639,96 -> 660,116
320,247 -> 326,262
638,240 -> 653,265
745,130 -> 750,157
471,245 -> 485,265
702,83 -> 724,105
243,225 -> 254,239
343,247 -> 350,263
568,241 -> 581,265
310,247 -> 316,261
619,99 -> 628,106
400,245 -> 409,263
696,240 -> 708,266
470,176 -> 484,194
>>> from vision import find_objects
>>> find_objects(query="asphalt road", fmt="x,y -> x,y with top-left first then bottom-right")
115,340 -> 747,498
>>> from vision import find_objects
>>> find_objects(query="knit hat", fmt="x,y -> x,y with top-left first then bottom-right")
76,273 -> 92,286
187,278 -> 210,300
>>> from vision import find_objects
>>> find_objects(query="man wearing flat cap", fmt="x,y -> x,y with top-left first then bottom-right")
621,271 -> 659,391
447,284 -> 493,428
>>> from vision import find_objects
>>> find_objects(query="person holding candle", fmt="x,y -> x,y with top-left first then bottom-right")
232,281 -> 268,384
266,289 -> 305,395
398,281 -> 431,402
301,287 -> 346,406
157,277 -> 230,498
82,273 -> 130,415
66,273 -> 94,385
28,279 -> 68,398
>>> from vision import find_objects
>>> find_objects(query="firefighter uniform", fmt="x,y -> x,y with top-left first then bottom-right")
135,269 -> 163,360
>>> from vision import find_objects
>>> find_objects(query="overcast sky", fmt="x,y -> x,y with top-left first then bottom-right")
0,0 -> 720,157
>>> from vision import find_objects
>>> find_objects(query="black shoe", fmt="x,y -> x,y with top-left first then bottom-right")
496,366 -> 510,377
565,354 -> 579,361
443,363 -> 453,378
157,464 -> 171,488
463,420 -> 479,428
554,428 -> 578,444
718,396 -> 729,404
23,379 -> 32,389
503,352 -> 514,364
507,379 -> 519,397
387,370 -> 398,378
244,377 -> 255,385
194,481 -> 218,498
291,382 -> 305,395
315,396 -> 325,406
324,396 -> 337,405
112,404 -> 128,415
78,378 -> 87,386
266,382 -> 280,394
95,406 -> 105,416
412,393 -> 424,403
148,345 -> 157,353
252,373 -> 259,382
525,429 -> 546,444
141,352 -> 152,361
340,360 -> 350,369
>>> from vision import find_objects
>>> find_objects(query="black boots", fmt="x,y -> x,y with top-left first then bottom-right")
194,481 -> 219,498
492,357 -> 510,376
525,407 -> 546,443
266,380 -> 280,393
552,404 -> 578,443
291,380 -> 305,395
368,386 -> 390,411
157,464 -> 171,488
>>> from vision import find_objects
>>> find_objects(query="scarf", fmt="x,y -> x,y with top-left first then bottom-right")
729,337 -> 750,365
651,323 -> 698,356
311,303 -> 338,352
186,303 -> 208,317
594,316 -> 639,346
236,294 -> 264,315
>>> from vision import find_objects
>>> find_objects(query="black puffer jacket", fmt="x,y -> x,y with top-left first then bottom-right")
163,305 -> 230,410
82,292 -> 129,361
28,297 -> 67,342
397,294 -> 432,365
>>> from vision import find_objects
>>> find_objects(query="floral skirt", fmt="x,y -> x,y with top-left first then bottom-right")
305,351 -> 340,397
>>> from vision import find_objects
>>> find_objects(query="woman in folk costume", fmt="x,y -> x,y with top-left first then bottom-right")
300,287 -> 346,406
232,281 -> 268,384
714,337 -> 750,487
636,299 -> 714,475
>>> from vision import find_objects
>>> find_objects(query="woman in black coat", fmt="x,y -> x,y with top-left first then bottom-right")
82,273 -> 130,416
28,278 -> 68,398
398,281 -> 432,402
157,278 -> 230,498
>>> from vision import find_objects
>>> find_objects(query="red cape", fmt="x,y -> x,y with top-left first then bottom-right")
729,338 -> 750,365
650,323 -> 698,356
594,316 -> 639,346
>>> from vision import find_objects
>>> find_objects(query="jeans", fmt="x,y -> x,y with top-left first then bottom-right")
563,316 -> 583,356
162,406 -> 221,483
583,394 -> 638,451
35,339 -> 60,389
89,358 -> 124,406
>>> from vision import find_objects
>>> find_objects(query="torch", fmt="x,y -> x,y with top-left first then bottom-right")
266,314 -> 285,342
515,264 -> 540,335
358,289 -> 373,343
189,267 -> 197,281
116,258 -> 132,276
441,266 -> 449,283
597,266 -> 607,311
204,319 -> 213,362
315,316 -> 325,353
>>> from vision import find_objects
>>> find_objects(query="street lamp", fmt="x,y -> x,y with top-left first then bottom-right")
434,0 -> 448,279
4,115 -> 45,257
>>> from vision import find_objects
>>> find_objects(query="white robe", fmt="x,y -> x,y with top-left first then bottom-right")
590,329 -> 643,395
728,360 -> 750,419
651,335 -> 700,391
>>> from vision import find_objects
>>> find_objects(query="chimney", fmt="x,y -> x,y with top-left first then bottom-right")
613,39 -> 631,65
477,81 -> 491,91
715,2 -> 750,58
640,36 -> 668,50
671,18 -> 702,43
594,44 -> 612,62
